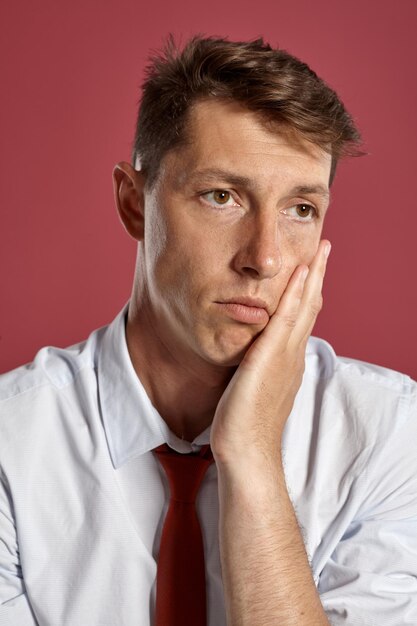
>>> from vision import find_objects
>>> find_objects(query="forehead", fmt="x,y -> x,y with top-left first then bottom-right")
164,99 -> 332,192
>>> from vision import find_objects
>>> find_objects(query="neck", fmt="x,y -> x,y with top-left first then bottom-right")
125,295 -> 235,443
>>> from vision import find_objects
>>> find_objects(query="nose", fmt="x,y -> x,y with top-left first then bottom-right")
232,210 -> 282,280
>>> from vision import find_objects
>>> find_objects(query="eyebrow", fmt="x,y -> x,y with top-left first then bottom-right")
290,185 -> 330,199
184,168 -> 252,189
184,168 -> 330,199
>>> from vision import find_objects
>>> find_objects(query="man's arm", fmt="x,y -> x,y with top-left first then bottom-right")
211,241 -> 331,626
318,370 -> 417,623
0,468 -> 39,625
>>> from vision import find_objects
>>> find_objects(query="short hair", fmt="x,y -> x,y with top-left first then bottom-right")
132,35 -> 362,187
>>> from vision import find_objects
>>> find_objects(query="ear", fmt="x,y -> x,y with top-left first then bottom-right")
112,162 -> 146,241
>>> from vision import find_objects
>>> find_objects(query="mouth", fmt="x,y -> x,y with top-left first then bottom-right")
214,297 -> 270,325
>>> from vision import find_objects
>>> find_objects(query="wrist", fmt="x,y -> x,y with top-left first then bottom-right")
215,449 -> 287,505
212,438 -> 284,475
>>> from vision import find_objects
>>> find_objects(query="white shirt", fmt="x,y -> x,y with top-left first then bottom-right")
0,302 -> 416,626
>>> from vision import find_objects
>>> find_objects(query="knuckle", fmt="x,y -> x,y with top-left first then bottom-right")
280,313 -> 297,328
310,296 -> 323,316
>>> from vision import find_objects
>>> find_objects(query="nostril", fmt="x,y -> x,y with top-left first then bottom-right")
241,266 -> 262,279
231,228 -> 282,279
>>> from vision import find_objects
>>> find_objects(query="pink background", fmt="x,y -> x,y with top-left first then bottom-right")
1,0 -> 416,379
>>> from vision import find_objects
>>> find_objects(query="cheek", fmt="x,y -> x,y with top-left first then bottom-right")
143,201 -> 169,270
144,208 -> 209,308
300,239 -> 321,267
281,222 -> 322,264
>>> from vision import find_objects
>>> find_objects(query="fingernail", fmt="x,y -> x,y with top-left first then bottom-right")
324,242 -> 332,258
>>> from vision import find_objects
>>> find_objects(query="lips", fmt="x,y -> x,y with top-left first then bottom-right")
222,296 -> 270,313
215,297 -> 271,325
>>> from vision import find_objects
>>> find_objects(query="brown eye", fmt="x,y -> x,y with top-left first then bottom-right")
296,204 -> 314,218
213,190 -> 231,204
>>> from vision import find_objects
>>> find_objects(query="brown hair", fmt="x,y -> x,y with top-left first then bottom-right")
132,35 -> 362,187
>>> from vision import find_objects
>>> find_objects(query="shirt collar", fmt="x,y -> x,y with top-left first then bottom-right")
97,301 -> 211,469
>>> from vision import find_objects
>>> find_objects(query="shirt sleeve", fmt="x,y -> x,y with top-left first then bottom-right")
318,377 -> 417,625
0,468 -> 39,625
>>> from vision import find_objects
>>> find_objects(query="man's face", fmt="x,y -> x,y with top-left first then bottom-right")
138,99 -> 331,367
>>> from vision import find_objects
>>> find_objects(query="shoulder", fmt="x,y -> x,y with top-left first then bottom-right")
0,325 -> 106,399
307,335 -> 412,384
306,335 -> 415,395
0,324 -> 107,452
303,336 -> 416,445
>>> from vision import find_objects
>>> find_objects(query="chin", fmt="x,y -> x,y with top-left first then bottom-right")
206,352 -> 245,368
201,329 -> 259,367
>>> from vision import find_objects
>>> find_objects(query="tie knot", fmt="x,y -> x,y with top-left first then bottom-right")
153,444 -> 214,503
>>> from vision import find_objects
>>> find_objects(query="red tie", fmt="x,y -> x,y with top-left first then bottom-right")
153,443 -> 214,626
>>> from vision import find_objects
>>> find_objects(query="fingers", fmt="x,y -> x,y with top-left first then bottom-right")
265,240 -> 330,349
252,239 -> 330,361
259,263 -> 310,354
272,264 -> 309,330
291,240 -> 331,345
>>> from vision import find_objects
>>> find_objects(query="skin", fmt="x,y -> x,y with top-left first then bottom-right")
113,98 -> 332,625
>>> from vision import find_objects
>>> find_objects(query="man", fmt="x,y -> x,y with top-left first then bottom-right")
0,36 -> 416,626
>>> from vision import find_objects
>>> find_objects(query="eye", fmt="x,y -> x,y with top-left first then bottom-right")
200,189 -> 240,209
283,203 -> 317,221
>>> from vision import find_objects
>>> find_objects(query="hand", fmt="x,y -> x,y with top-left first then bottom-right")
210,240 -> 331,468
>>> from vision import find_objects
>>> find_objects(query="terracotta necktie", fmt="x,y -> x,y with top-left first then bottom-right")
153,443 -> 214,626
